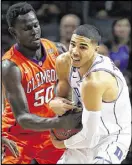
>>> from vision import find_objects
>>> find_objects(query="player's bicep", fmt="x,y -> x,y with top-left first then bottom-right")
2,60 -> 29,119
55,55 -> 70,97
55,55 -> 66,80
55,79 -> 70,97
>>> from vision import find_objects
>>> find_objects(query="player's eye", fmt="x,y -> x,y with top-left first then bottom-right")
80,46 -> 87,50
34,23 -> 39,28
23,26 -> 32,31
70,42 -> 75,47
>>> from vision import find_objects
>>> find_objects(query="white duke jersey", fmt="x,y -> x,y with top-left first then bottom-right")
69,54 -> 131,149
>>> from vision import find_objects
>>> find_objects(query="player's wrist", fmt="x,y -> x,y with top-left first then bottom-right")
53,116 -> 61,129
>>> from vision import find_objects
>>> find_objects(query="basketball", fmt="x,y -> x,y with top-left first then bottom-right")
52,109 -> 82,141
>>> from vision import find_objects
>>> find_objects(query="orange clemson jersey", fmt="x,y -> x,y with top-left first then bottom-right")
2,38 -> 59,135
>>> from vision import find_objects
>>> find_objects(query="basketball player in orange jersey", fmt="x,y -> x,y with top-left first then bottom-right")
2,2 -> 81,164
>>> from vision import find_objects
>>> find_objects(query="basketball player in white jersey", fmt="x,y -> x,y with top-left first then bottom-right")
49,24 -> 131,164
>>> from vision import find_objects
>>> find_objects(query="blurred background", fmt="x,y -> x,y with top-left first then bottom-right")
1,1 -> 132,164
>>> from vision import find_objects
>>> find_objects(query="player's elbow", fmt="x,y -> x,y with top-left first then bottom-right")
17,114 -> 30,129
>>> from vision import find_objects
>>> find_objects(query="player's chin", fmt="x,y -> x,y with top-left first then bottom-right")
30,42 -> 41,50
72,61 -> 81,68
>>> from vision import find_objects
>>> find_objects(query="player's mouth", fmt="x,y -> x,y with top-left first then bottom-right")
32,37 -> 40,43
72,57 -> 80,63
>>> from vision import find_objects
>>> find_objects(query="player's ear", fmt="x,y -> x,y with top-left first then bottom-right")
95,45 -> 99,52
8,27 -> 17,38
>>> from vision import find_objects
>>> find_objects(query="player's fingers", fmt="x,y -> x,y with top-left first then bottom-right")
11,142 -> 19,157
74,107 -> 83,112
63,103 -> 77,110
6,143 -> 18,158
62,98 -> 73,105
7,140 -> 19,157
50,135 -> 55,144
50,130 -> 57,140
58,111 -> 66,116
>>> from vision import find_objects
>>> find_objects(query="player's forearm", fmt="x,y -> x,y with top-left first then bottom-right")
17,113 -> 61,131
64,110 -> 101,149
56,81 -> 70,98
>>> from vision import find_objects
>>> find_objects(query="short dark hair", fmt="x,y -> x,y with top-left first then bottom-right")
73,24 -> 101,44
6,2 -> 36,27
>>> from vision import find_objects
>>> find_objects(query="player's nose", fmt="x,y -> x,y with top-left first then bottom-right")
72,47 -> 78,54
72,49 -> 79,57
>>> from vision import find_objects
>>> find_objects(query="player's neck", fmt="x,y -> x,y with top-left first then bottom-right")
17,44 -> 42,60
79,53 -> 97,78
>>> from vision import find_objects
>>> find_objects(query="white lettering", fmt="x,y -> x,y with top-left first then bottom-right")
26,69 -> 56,93
27,80 -> 32,93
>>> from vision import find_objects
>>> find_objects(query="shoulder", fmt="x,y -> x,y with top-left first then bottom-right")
81,71 -> 108,93
55,52 -> 71,75
2,59 -> 16,71
82,74 -> 100,91
56,52 -> 70,66
2,46 -> 14,60
56,52 -> 70,64
2,59 -> 21,79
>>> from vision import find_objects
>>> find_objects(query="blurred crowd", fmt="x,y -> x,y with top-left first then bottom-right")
1,1 -> 132,164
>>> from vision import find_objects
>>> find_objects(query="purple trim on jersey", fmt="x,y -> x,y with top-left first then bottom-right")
105,144 -> 112,162
100,117 -> 110,134
95,156 -> 112,164
76,68 -> 82,80
102,80 -> 119,103
14,42 -> 47,66
69,55 -> 104,85
102,100 -> 114,103
28,55 -> 46,65
69,66 -> 83,103
68,66 -> 74,86
82,55 -> 104,80
113,101 -> 122,141
14,43 -> 19,50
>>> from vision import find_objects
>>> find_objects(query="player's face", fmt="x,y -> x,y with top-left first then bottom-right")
69,34 -> 97,68
13,11 -> 41,50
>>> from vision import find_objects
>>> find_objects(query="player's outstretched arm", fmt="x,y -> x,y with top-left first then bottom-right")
64,75 -> 104,149
2,60 -> 81,131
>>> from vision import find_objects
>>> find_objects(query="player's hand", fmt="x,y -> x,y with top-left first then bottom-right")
59,111 -> 82,129
49,97 -> 77,116
50,130 -> 66,149
2,137 -> 19,158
